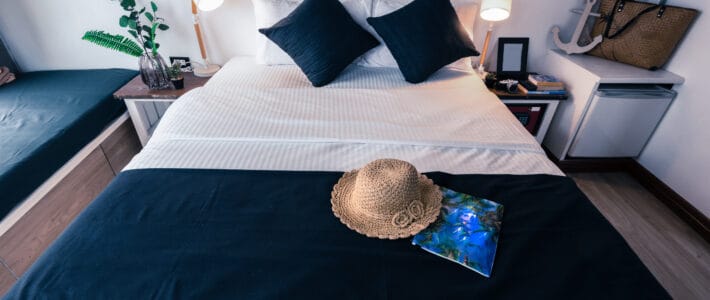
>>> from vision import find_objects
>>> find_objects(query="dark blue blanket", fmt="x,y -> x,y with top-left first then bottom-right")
0,69 -> 137,218
4,169 -> 668,299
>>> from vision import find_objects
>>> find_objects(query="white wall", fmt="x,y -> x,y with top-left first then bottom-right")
2,0 -> 705,215
0,0 -> 580,71
638,0 -> 710,217
0,0 -> 256,71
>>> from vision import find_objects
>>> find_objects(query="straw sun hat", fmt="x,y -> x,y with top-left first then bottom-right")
331,159 -> 443,239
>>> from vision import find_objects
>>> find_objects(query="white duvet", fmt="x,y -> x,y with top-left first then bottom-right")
126,57 -> 563,176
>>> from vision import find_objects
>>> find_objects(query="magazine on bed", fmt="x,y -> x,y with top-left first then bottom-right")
412,188 -> 503,278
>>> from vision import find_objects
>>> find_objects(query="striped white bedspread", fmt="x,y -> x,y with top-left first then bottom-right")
126,57 -> 563,176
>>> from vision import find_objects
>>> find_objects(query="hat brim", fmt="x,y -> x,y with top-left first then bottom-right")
331,170 -> 442,240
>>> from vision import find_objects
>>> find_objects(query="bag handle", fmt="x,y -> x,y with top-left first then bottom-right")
603,0 -> 667,39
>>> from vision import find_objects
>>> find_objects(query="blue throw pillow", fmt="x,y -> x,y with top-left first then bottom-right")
258,0 -> 379,87
367,0 -> 479,83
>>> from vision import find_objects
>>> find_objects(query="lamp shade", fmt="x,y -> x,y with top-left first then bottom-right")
480,0 -> 511,22
194,0 -> 224,11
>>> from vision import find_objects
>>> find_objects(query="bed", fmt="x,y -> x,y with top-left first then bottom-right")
2,59 -> 668,299
0,69 -> 137,219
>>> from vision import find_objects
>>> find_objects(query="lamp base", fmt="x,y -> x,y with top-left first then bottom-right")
193,63 -> 220,77
476,64 -> 487,75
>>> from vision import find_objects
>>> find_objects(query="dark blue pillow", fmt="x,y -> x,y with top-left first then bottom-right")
367,0 -> 479,83
258,0 -> 379,87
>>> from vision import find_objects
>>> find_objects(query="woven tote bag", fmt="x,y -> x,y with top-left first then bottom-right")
587,0 -> 698,70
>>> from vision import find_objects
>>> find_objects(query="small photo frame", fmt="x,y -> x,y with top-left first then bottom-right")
169,56 -> 192,72
496,38 -> 529,79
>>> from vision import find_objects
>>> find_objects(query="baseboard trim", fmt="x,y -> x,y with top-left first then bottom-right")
545,150 -> 710,244
626,161 -> 710,244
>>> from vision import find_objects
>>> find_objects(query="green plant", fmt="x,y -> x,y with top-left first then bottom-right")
83,0 -> 170,57
168,61 -> 183,79
82,31 -> 143,57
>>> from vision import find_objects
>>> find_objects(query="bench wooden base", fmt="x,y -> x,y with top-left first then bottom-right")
0,113 -> 141,294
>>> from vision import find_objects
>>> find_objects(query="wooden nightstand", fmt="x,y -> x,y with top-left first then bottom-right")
488,87 -> 568,144
113,73 -> 209,146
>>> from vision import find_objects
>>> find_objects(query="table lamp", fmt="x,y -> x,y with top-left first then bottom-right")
192,0 -> 223,77
477,0 -> 512,73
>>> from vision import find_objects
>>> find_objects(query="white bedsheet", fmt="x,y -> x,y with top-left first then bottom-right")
126,57 -> 563,176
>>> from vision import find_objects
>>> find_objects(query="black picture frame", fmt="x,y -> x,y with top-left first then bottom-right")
496,37 -> 529,79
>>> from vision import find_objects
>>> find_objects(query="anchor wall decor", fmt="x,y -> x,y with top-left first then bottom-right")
552,0 -> 603,54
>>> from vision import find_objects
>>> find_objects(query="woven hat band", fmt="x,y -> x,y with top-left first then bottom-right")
391,200 -> 425,228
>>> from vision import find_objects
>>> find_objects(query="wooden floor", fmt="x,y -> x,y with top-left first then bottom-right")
571,172 -> 710,299
0,170 -> 708,297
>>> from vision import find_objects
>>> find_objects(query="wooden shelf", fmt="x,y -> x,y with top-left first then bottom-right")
113,72 -> 209,100
488,87 -> 569,100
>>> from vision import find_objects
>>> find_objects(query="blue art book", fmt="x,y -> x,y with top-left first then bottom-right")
412,188 -> 504,278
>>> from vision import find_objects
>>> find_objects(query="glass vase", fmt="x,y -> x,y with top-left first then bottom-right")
139,52 -> 171,90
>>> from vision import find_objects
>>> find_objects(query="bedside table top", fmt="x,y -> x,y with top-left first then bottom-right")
489,88 -> 569,100
113,72 -> 209,100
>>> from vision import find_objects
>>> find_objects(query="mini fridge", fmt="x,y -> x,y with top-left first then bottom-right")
567,85 -> 676,158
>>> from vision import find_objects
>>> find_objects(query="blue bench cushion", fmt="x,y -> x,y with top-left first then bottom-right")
0,69 -> 137,219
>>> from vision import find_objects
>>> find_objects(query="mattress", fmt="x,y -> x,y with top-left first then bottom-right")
0,69 -> 137,219
127,57 -> 562,176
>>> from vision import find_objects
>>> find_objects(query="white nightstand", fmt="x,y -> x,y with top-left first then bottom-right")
488,87 -> 567,144
113,73 -> 209,146
538,50 -> 684,160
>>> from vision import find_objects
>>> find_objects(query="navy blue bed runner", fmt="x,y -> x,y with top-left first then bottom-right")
4,169 -> 668,299
0,69 -> 137,218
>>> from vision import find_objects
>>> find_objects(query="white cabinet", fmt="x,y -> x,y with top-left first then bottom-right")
539,50 -> 684,160
568,87 -> 675,157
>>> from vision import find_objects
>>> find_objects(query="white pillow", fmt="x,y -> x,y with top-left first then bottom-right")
252,0 -> 373,65
358,0 -> 478,71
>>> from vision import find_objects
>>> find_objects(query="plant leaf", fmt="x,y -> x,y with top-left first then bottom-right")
128,19 -> 137,30
142,25 -> 152,34
82,30 -> 143,57
145,12 -> 154,22
128,30 -> 138,39
119,16 -> 129,27
121,0 -> 136,10
158,24 -> 169,31
144,40 -> 154,49
151,1 -> 157,12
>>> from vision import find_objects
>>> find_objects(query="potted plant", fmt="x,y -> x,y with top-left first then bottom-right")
168,61 -> 184,89
82,0 -> 171,90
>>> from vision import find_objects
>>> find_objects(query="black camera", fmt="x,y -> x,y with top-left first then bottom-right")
495,79 -> 519,93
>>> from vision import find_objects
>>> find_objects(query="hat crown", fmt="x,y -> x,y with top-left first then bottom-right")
352,159 -> 421,218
